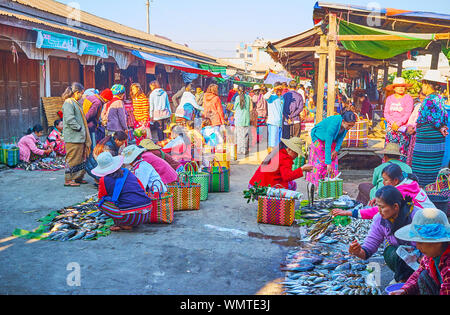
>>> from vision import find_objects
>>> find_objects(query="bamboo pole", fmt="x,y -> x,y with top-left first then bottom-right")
327,13 -> 337,118
316,35 -> 328,123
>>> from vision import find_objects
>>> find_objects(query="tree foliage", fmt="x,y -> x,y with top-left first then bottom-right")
388,70 -> 423,96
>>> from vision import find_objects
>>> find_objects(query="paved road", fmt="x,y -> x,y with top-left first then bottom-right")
0,145 -> 394,295
0,159 -> 303,295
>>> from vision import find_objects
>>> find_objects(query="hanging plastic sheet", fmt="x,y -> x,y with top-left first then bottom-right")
338,21 -> 433,60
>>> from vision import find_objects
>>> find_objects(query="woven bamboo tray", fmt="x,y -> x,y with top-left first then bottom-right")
42,97 -> 64,127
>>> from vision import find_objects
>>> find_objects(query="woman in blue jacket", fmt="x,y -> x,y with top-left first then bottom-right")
306,111 -> 356,185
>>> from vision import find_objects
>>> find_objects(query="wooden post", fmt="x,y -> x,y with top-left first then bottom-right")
397,58 -> 403,76
327,13 -> 337,118
316,35 -> 328,123
430,45 -> 440,70
383,62 -> 389,87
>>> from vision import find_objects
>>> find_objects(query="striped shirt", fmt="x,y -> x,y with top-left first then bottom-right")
132,94 -> 150,124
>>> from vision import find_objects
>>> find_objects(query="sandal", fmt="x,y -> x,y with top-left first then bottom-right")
64,181 -> 80,187
75,180 -> 89,185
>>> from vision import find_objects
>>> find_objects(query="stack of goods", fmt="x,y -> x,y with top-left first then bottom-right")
0,142 -> 20,167
12,197 -> 115,241
342,118 -> 369,148
368,118 -> 387,139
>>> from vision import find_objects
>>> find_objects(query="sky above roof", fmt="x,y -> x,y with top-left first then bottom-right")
56,0 -> 450,58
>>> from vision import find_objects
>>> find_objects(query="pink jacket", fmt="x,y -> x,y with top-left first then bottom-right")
140,151 -> 178,184
358,179 -> 435,219
18,134 -> 47,163
384,94 -> 414,127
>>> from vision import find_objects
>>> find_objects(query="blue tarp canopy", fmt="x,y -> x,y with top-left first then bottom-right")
264,72 -> 292,85
132,50 -> 222,78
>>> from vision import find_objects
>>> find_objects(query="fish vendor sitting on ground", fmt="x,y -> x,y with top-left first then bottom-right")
93,152 -> 153,232
121,145 -> 167,193
249,137 -> 313,190
139,139 -> 181,171
18,124 -> 52,163
348,185 -> 419,284
333,163 -> 435,219
390,208 -> 450,295
45,119 -> 66,157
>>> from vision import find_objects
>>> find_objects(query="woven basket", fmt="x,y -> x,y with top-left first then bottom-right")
184,162 -> 210,201
42,97 -> 64,128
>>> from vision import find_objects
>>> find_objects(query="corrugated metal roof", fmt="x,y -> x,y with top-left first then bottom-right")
0,7 -> 223,66
6,0 -> 221,65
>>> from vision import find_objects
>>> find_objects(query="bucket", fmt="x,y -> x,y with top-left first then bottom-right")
385,283 -> 405,295
428,195 -> 449,216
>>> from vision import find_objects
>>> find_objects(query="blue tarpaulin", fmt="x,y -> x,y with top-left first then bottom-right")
132,50 -> 222,78
264,72 -> 292,85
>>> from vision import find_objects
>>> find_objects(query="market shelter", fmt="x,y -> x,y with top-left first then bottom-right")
266,2 -> 450,123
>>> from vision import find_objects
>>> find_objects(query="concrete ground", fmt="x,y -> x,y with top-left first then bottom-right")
0,138 -> 394,295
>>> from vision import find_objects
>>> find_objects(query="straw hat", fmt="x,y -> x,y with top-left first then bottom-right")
139,139 -> 161,151
281,137 -> 305,156
253,85 -> 261,91
423,69 -> 446,84
395,208 -> 450,243
386,77 -> 412,91
375,143 -> 402,156
121,145 -> 146,165
92,152 -> 124,177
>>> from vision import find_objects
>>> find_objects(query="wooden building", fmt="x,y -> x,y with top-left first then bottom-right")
0,0 -> 225,141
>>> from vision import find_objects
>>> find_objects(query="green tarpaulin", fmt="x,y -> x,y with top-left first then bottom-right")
199,64 -> 227,75
199,64 -> 228,83
338,21 -> 433,60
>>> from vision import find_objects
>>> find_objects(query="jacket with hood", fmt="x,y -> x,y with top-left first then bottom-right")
354,178 -> 436,219
203,92 -> 225,126
149,88 -> 172,121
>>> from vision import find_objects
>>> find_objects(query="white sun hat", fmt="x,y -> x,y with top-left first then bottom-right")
92,152 -> 124,177
423,69 -> 446,84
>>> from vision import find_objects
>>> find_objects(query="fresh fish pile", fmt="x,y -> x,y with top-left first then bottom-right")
307,214 -> 334,241
281,243 -> 383,295
330,218 -> 373,245
282,194 -> 384,295
45,197 -> 113,241
17,157 -> 65,171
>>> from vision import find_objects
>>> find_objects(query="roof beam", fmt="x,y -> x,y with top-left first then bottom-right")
337,33 -> 450,41
272,27 -> 322,48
